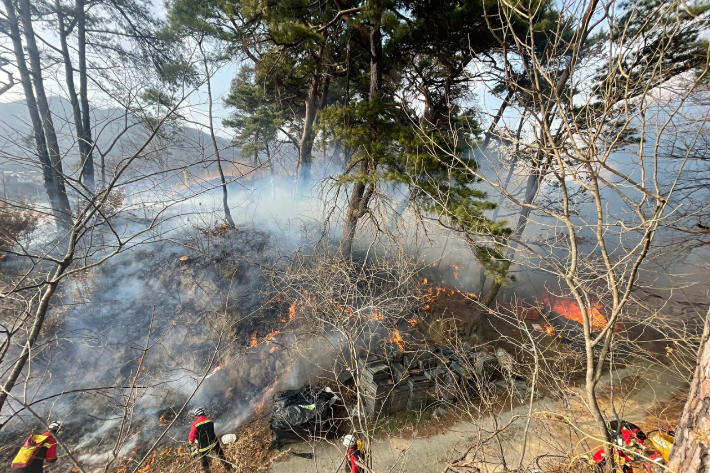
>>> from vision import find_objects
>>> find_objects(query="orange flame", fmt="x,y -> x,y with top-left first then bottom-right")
254,376 -> 280,412
179,255 -> 188,261
265,330 -> 280,343
542,293 -> 606,329
137,451 -> 157,473
390,329 -> 404,350
409,318 -> 418,327
336,303 -> 353,315
270,346 -> 278,353
422,286 -> 471,311
287,294 -> 315,321
450,264 -> 461,280
371,309 -> 384,321
249,331 -> 258,347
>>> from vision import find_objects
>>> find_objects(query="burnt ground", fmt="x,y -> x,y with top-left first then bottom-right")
0,243 -> 684,473
113,288 -> 687,473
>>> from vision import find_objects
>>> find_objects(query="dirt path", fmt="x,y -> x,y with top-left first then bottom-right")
267,366 -> 686,473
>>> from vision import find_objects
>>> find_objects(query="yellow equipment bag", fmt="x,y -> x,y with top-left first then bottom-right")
11,434 -> 49,468
356,440 -> 367,457
650,432 -> 674,464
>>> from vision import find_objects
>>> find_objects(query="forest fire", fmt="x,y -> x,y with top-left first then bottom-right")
450,264 -> 460,280
390,328 -> 404,350
500,303 -> 542,320
254,376 -> 280,412
249,331 -> 258,347
336,303 -> 353,315
137,451 -> 157,473
422,285 -> 477,312
286,291 -> 316,321
542,292 -> 607,329
264,330 -> 280,343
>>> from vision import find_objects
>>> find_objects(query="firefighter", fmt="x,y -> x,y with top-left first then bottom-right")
342,434 -> 363,473
188,407 -> 232,473
608,420 -> 647,449
13,421 -> 61,473
592,446 -> 632,473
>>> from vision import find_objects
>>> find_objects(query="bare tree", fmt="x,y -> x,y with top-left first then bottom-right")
409,0 -> 710,469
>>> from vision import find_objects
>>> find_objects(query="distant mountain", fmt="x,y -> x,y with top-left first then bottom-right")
0,96 -> 241,180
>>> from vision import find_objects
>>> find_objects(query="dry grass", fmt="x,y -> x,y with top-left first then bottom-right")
128,412 -> 280,473
223,413 -> 282,471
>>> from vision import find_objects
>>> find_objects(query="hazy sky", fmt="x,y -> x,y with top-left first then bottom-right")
0,0 -> 239,138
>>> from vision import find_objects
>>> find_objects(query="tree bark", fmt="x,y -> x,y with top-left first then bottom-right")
339,24 -> 382,256
369,27 -> 382,100
481,89 -> 513,150
297,78 -> 319,195
55,0 -> 90,192
19,0 -> 72,226
479,114 -> 524,293
76,0 -> 95,192
667,305 -> 710,472
2,0 -> 61,221
340,159 -> 374,256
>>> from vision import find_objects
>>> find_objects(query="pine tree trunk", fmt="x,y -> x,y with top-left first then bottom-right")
297,77 -> 320,196
339,25 -> 382,256
19,0 -> 72,226
340,160 -> 370,256
479,171 -> 541,306
479,114 -> 524,293
369,28 -> 382,99
667,306 -> 710,472
77,0 -> 95,192
2,0 -> 61,220
56,0 -> 90,192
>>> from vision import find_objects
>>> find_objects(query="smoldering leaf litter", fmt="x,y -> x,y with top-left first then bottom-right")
4,225 -> 319,461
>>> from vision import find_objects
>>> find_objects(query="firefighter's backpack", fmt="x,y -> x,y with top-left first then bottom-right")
11,434 -> 49,468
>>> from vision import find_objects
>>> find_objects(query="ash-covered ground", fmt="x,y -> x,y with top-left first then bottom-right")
0,225 -> 325,470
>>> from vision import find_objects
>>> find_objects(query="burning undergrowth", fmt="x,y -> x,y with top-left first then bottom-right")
0,225 -> 334,471
0,220 -> 668,473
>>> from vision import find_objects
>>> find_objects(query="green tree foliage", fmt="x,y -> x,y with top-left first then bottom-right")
595,0 -> 710,100
223,66 -> 284,164
319,94 -> 511,277
168,0 -> 350,188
